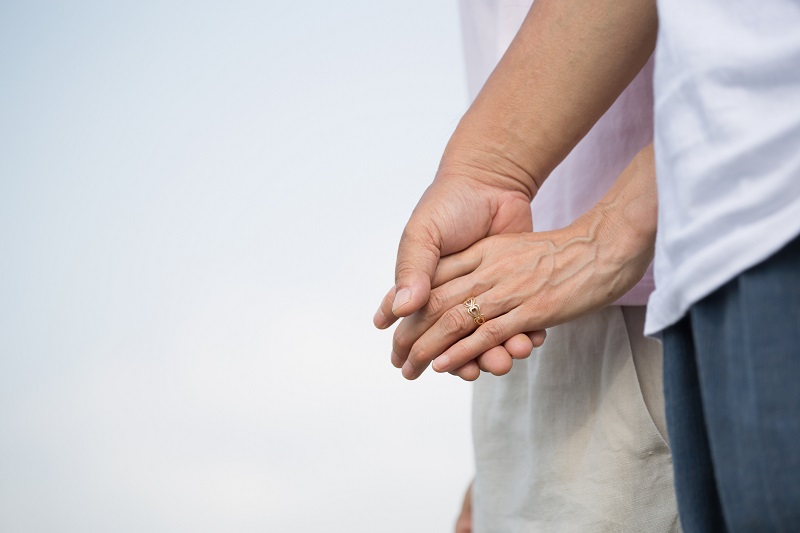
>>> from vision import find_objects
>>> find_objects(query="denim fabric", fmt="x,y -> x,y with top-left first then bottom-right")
663,235 -> 800,532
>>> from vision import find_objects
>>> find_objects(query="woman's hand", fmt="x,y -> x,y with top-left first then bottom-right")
373,0 -> 658,380
372,164 -> 546,381
391,145 -> 657,380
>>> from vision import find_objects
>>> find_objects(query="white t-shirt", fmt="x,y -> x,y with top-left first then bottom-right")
645,0 -> 800,334
460,0 -> 655,306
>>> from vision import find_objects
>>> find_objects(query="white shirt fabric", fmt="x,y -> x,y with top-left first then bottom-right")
460,2 -> 680,532
460,0 -> 655,305
646,0 -> 800,334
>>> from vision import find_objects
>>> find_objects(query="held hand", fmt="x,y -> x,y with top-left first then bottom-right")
393,215 -> 651,379
391,145 -> 657,379
373,170 -> 534,326
373,0 -> 658,379
373,165 -> 544,379
445,329 -> 547,382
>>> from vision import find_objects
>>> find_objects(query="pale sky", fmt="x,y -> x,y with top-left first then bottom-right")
0,2 -> 477,531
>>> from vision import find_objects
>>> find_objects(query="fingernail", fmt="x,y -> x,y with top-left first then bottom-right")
432,355 -> 450,372
401,361 -> 415,380
373,307 -> 387,327
392,288 -> 412,314
391,350 -> 402,368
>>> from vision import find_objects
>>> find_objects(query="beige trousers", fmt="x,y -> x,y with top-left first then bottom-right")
472,306 -> 680,532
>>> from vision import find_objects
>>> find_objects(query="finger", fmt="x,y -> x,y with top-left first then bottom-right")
431,309 -> 524,374
528,329 -> 547,348
476,345 -> 513,376
374,286 -> 398,329
393,274 -> 489,370
471,331 -> 541,375
402,290 -> 507,380
431,246 -> 482,289
390,348 -> 403,369
393,222 -> 442,318
504,333 -> 534,359
449,360 -> 480,382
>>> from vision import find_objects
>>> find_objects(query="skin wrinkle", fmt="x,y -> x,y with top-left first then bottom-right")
380,0 -> 659,377
423,149 -> 657,372
440,152 -> 540,200
415,149 -> 652,371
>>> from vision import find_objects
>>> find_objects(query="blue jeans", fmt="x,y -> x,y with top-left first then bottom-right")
662,235 -> 800,532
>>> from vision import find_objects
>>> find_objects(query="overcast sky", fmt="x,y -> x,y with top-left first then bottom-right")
0,2 -> 477,531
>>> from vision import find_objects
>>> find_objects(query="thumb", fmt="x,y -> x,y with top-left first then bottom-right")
392,222 -> 441,317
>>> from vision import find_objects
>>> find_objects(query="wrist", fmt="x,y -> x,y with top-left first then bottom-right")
585,157 -> 657,294
437,136 -> 542,202
611,146 -> 658,256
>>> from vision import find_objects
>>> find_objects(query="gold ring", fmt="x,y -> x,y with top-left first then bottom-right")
464,297 -> 485,325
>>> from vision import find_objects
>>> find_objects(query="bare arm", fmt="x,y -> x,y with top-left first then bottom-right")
375,0 -> 657,379
395,144 -> 658,379
444,0 -> 658,198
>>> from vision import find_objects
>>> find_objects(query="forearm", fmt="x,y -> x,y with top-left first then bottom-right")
391,144 -> 657,378
442,0 -> 657,199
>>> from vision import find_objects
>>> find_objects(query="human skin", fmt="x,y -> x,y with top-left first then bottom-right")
454,481 -> 473,533
403,145 -> 657,378
373,0 -> 657,379
445,144 -> 657,525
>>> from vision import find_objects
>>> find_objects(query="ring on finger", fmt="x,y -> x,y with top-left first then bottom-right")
463,297 -> 485,325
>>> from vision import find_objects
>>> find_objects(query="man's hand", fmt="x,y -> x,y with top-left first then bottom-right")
394,145 -> 657,379
374,0 -> 658,378
373,165 -> 539,379
374,169 -> 534,324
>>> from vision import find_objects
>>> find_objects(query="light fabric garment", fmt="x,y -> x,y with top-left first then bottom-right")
646,0 -> 800,334
459,0 -> 655,306
460,1 -> 680,531
472,307 -> 679,532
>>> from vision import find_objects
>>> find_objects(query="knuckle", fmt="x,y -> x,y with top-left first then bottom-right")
400,222 -> 440,255
394,260 -> 417,282
404,220 -> 440,245
408,345 -> 430,366
480,320 -> 506,345
424,289 -> 448,318
393,328 -> 413,352
400,223 -> 420,243
442,307 -> 471,337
